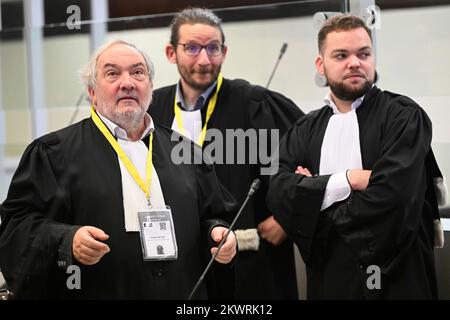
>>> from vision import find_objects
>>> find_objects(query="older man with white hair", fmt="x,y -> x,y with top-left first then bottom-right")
0,39 -> 237,299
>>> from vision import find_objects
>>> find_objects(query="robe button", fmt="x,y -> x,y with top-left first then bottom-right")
156,269 -> 164,277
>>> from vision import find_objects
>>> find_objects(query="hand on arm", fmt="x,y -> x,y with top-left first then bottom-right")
295,166 -> 313,177
72,226 -> 110,265
210,226 -> 237,264
295,166 -> 371,211
257,216 -> 287,246
347,169 -> 372,190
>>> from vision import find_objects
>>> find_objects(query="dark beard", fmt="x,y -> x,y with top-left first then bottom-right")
329,79 -> 372,101
178,65 -> 221,91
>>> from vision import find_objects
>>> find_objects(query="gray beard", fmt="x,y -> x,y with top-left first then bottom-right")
113,109 -> 145,134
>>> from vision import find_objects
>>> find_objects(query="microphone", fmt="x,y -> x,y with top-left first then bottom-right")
265,43 -> 288,89
279,43 -> 288,59
248,179 -> 261,197
188,178 -> 261,300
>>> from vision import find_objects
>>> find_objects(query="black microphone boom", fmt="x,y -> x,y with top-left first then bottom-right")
265,43 -> 288,89
279,42 -> 288,58
187,178 -> 261,300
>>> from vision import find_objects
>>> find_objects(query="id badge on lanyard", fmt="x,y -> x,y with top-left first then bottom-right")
138,206 -> 178,261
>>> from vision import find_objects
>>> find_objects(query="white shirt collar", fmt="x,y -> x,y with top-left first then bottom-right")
323,92 -> 365,114
176,79 -> 218,111
96,111 -> 154,141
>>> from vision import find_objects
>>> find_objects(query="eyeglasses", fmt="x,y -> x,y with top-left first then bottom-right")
177,42 -> 224,56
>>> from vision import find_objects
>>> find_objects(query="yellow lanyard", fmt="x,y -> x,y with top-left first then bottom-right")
91,107 -> 154,206
174,73 -> 223,146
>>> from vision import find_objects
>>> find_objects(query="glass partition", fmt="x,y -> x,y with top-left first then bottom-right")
1,27 -> 30,200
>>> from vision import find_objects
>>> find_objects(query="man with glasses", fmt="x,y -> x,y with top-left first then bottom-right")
149,7 -> 304,299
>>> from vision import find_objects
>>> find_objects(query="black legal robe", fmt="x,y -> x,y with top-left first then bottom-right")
267,86 -> 438,299
150,78 -> 304,299
0,118 -> 237,299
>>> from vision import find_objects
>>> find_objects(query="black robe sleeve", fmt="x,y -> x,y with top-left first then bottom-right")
426,148 -> 445,212
191,142 -> 238,299
196,149 -> 237,224
196,146 -> 237,244
246,86 -> 305,224
247,87 -> 305,136
0,135 -> 77,298
327,99 -> 433,271
266,115 -> 331,264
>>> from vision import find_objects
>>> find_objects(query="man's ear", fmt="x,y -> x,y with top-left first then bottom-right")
220,45 -> 228,63
314,55 -> 328,87
315,55 -> 324,75
165,44 -> 177,64
88,87 -> 96,106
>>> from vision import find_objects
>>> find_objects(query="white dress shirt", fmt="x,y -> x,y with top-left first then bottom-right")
171,80 -> 217,142
97,112 -> 166,231
320,93 -> 364,211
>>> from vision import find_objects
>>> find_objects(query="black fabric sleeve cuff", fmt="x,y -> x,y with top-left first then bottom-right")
57,225 -> 82,270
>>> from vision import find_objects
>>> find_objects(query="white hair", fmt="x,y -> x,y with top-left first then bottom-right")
80,39 -> 155,91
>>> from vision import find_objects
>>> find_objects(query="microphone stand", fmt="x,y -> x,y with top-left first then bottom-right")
266,43 -> 288,89
187,179 -> 261,300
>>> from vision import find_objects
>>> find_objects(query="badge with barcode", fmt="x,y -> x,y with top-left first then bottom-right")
138,206 -> 178,261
